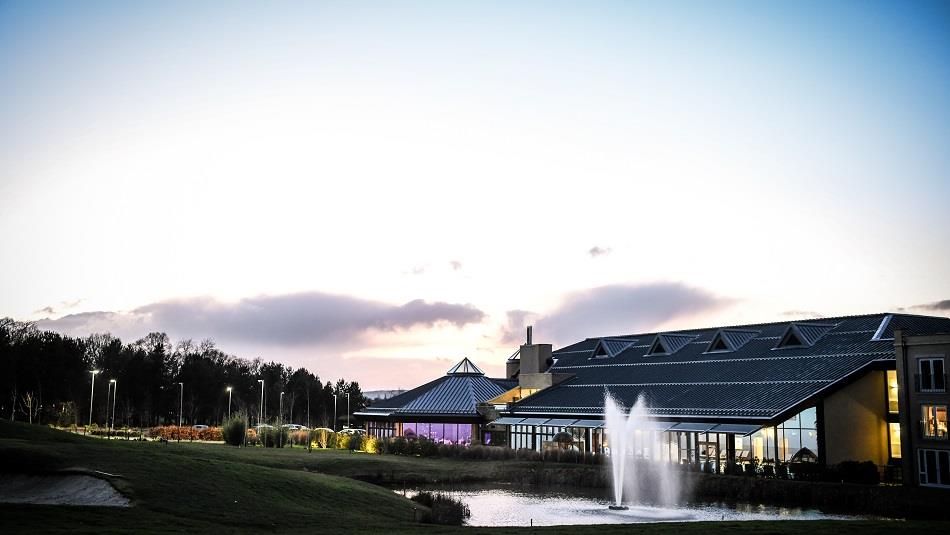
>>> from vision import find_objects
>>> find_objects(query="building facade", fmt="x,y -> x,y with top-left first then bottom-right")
355,358 -> 516,445
895,330 -> 950,488
491,313 -> 950,477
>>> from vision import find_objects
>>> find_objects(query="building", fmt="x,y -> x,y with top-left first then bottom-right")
492,313 -> 950,475
895,330 -> 950,488
356,358 -> 516,445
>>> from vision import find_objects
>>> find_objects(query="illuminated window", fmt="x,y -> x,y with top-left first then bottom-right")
921,405 -> 948,439
887,370 -> 899,414
888,423 -> 901,459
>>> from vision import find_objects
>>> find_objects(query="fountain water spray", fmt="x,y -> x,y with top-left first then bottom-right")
604,393 -> 680,510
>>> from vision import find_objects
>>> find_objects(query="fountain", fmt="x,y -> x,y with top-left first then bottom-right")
604,393 -> 680,510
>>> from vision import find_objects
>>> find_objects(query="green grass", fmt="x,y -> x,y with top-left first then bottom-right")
0,421 -> 947,534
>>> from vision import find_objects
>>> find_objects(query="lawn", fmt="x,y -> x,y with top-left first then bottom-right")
0,421 -> 946,534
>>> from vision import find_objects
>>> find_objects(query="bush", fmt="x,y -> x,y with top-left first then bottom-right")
309,428 -> 332,449
832,460 -> 880,485
411,492 -> 470,526
222,413 -> 247,446
259,426 -> 289,448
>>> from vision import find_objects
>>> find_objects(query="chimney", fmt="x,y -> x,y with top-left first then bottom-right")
526,325 -> 533,345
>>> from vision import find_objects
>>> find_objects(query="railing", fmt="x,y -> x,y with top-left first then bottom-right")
914,373 -> 948,393
919,420 -> 949,441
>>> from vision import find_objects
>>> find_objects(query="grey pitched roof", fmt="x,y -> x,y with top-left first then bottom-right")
360,358 -> 516,418
508,313 -> 950,421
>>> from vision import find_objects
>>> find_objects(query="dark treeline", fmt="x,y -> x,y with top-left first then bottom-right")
0,318 -> 367,429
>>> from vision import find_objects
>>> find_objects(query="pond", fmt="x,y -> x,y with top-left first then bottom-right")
399,484 -> 886,527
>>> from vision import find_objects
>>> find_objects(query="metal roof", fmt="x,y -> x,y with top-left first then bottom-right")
508,313 -> 950,421
361,362 -> 516,418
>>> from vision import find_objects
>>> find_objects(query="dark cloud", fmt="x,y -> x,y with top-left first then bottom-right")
36,292 -> 485,347
34,305 -> 56,315
914,299 -> 950,311
499,309 -> 537,345
532,282 -> 731,345
780,310 -> 825,319
588,246 -> 612,258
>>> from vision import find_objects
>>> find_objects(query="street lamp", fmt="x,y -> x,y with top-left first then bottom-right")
226,386 -> 232,420
346,392 -> 350,429
109,379 -> 117,435
279,391 -> 285,448
333,394 -> 338,432
258,379 -> 264,426
87,370 -> 100,434
177,382 -> 184,442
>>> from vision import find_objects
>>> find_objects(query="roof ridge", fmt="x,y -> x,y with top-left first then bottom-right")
563,312 -> 950,349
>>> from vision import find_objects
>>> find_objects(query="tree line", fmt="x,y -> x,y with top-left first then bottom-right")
0,318 -> 368,429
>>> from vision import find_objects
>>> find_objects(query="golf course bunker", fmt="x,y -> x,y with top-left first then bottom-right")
0,473 -> 130,507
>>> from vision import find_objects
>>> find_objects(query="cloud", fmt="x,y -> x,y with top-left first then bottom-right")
531,282 -> 732,345
913,299 -> 950,311
499,309 -> 538,345
34,305 -> 56,315
35,291 -> 486,347
780,310 -> 825,319
588,246 -> 612,258
449,260 -> 463,271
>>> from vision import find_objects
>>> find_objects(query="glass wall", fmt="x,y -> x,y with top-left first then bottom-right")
401,422 -> 473,445
367,421 -> 394,439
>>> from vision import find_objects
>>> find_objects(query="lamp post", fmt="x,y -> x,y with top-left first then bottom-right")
279,391 -> 285,448
226,386 -> 232,420
87,370 -> 100,434
258,379 -> 264,426
109,379 -> 117,435
346,392 -> 350,429
333,394 -> 338,432
177,382 -> 184,442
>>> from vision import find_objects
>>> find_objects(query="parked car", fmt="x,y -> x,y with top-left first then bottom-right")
254,424 -> 275,430
338,427 -> 365,436
281,424 -> 308,431
193,424 -> 209,430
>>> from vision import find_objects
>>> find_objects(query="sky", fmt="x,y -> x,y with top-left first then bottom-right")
2,1 -> 949,389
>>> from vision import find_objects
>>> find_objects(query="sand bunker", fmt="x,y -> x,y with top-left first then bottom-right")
0,473 -> 130,507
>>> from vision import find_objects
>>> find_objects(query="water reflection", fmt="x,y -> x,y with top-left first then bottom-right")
398,484 -> 883,527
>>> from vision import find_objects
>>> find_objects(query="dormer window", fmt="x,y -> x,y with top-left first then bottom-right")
778,328 -> 805,348
646,333 -> 696,356
709,336 -> 729,352
647,337 -> 669,356
775,323 -> 834,349
590,338 -> 637,359
706,329 -> 759,353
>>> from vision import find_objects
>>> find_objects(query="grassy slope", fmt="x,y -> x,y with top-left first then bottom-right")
1,421 -> 947,534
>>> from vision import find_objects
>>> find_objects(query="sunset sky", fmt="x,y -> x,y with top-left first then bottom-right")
2,1 -> 949,389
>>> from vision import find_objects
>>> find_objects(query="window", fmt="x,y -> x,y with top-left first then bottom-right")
776,406 -> 818,462
888,423 -> 901,459
887,370 -> 899,414
921,405 -> 948,439
367,421 -> 394,439
918,449 -> 950,487
919,357 -> 946,392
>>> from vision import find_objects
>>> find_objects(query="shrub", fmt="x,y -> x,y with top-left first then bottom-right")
259,426 -> 289,448
347,433 -> 363,451
832,460 -> 880,485
309,428 -> 331,449
411,492 -> 470,526
222,413 -> 247,446
291,430 -> 309,446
